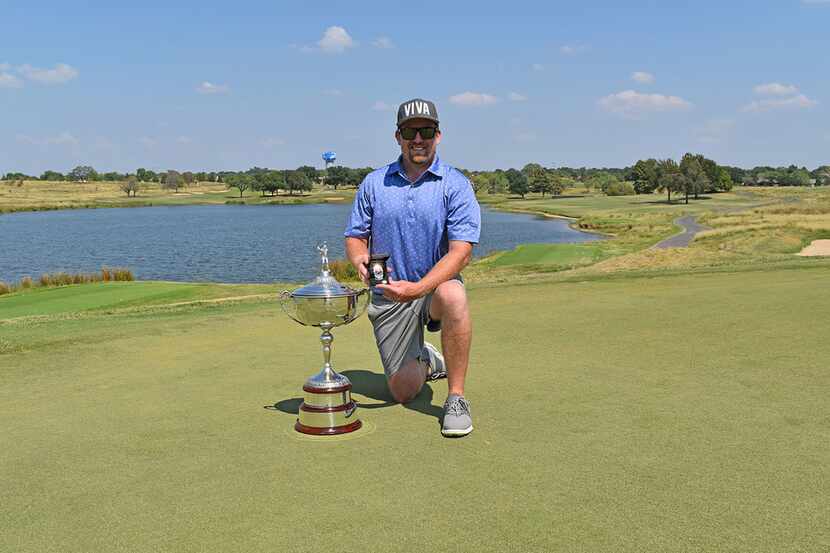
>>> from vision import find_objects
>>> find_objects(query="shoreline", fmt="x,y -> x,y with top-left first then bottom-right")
486,205 -> 613,238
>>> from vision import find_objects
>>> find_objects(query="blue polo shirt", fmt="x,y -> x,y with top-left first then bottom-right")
344,155 -> 481,284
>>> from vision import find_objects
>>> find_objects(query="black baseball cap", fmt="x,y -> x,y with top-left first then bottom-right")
397,98 -> 439,127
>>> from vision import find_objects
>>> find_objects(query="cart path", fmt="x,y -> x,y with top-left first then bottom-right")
654,215 -> 711,249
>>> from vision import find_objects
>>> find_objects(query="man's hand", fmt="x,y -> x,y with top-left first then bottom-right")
376,278 -> 425,303
353,254 -> 370,286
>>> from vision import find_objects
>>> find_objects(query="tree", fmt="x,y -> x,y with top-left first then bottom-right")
120,175 -> 140,197
325,166 -> 351,189
225,173 -> 252,197
657,159 -> 682,203
632,159 -> 660,194
470,173 -> 490,195
505,168 -> 529,198
258,171 -> 284,196
285,170 -> 312,195
522,163 -> 549,196
353,167 -> 374,187
588,172 -> 620,195
546,172 -> 565,196
296,165 -> 320,185
182,171 -> 195,187
2,172 -> 34,180
68,165 -> 97,182
680,153 -> 709,203
717,168 -> 733,192
162,170 -> 182,192
488,172 -> 508,194
40,170 -> 64,181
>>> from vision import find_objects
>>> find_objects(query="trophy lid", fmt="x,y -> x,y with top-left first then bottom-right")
289,243 -> 361,298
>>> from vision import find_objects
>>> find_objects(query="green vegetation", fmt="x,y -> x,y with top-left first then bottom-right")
0,281 -> 272,320
0,268 -> 134,297
0,178 -> 354,214
466,186 -> 830,283
2,267 -> 829,551
481,243 -> 606,270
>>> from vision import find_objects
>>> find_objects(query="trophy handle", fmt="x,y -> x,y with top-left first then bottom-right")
279,290 -> 304,325
342,288 -> 370,324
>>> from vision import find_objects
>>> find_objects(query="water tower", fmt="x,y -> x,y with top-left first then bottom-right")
322,151 -> 337,170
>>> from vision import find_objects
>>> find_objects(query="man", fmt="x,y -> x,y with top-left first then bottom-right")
344,98 -> 481,437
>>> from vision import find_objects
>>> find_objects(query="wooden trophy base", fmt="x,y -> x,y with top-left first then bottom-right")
295,382 -> 362,435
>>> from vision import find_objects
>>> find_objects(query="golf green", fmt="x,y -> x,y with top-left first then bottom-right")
2,267 -> 829,552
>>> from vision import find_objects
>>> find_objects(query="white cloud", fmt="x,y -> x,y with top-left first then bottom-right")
324,88 -> 343,96
532,63 -> 544,72
17,63 -> 78,84
196,81 -> 229,94
754,82 -> 798,96
631,71 -> 655,84
318,26 -> 355,54
138,137 -> 157,148
508,92 -> 527,102
16,131 -> 78,146
741,94 -> 817,113
372,36 -> 394,49
372,100 -> 392,111
261,137 -> 286,148
0,72 -> 23,88
598,89 -> 692,118
176,136 -> 192,144
560,44 -> 587,55
449,92 -> 498,107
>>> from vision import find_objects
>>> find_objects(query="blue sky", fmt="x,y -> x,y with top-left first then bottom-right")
2,0 -> 829,174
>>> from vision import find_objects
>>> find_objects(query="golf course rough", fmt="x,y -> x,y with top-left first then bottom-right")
2,268 -> 830,552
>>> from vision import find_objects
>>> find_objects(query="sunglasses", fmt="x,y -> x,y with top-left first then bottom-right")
399,126 -> 438,140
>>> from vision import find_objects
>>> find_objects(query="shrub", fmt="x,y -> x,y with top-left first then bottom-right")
112,268 -> 134,281
0,281 -> 10,295
605,181 -> 636,196
328,259 -> 359,282
23,267 -> 134,291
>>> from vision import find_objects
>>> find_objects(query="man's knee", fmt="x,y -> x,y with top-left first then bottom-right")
431,280 -> 468,321
387,359 -> 425,403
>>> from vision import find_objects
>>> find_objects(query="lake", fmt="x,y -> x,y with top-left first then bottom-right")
0,204 -> 600,283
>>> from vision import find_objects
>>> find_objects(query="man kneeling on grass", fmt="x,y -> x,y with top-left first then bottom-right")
344,98 -> 481,437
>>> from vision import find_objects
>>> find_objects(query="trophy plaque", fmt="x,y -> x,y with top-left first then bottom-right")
280,244 -> 370,435
368,253 -> 390,286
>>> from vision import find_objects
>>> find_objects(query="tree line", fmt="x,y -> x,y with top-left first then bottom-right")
0,164 -> 373,198
3,160 -> 828,202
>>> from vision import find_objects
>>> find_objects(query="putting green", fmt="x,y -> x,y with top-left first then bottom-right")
1,268 -> 829,551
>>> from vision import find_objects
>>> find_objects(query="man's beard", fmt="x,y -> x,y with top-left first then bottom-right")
408,146 -> 432,166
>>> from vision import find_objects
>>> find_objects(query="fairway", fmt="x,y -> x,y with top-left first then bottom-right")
2,268 -> 829,552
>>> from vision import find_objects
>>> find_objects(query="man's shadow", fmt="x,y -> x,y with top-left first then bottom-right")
268,369 -> 442,421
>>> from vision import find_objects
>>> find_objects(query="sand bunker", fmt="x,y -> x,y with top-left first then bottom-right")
797,239 -> 830,256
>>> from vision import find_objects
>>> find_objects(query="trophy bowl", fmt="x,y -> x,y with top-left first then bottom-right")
280,278 -> 369,329
279,244 -> 369,435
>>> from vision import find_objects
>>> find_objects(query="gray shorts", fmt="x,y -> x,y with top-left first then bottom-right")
367,292 -> 442,378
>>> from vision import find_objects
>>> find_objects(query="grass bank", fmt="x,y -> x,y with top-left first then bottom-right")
2,267 -> 829,552
0,179 -> 355,214
471,187 -> 830,279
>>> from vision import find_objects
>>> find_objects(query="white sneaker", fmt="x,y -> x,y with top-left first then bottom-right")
422,342 -> 447,381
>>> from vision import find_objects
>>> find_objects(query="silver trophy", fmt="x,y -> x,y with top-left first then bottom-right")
279,243 -> 370,435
